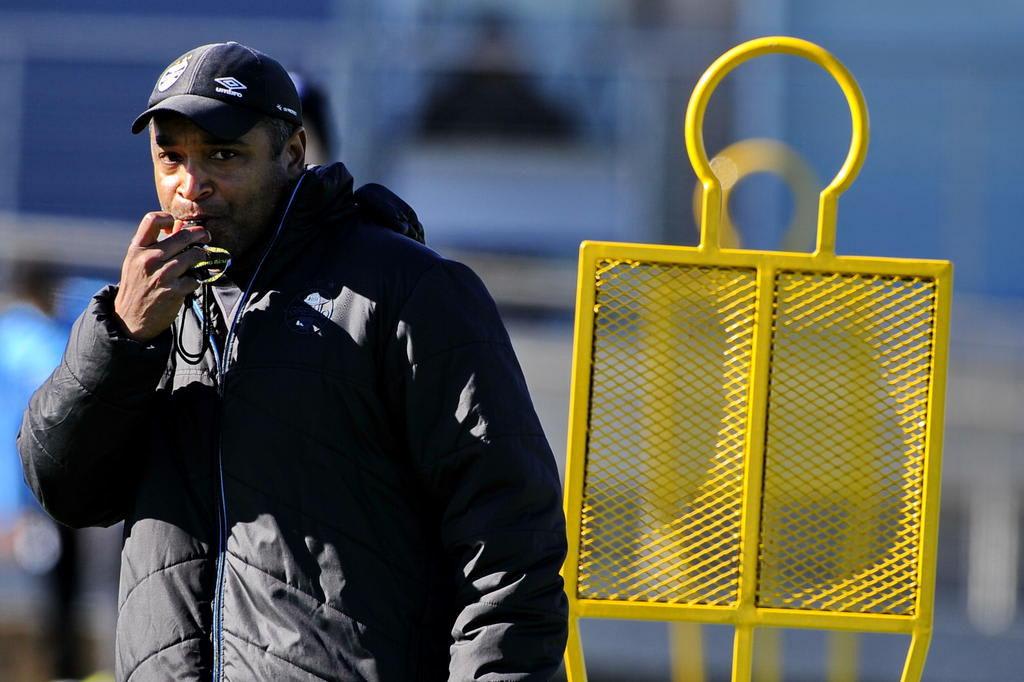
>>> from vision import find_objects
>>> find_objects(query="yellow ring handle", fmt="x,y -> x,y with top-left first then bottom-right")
685,36 -> 869,257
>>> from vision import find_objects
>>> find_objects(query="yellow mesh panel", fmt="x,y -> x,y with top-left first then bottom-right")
578,259 -> 757,604
757,272 -> 938,615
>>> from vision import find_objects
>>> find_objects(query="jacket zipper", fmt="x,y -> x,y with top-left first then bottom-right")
207,175 -> 306,682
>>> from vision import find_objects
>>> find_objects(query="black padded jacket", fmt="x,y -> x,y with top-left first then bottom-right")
18,163 -> 568,681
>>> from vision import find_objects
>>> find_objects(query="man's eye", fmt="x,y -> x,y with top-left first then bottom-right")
159,152 -> 181,165
210,150 -> 238,161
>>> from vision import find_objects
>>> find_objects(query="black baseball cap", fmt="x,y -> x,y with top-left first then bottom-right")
132,42 -> 302,139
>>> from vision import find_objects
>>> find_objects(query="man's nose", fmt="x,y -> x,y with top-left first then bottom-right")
177,162 -> 213,202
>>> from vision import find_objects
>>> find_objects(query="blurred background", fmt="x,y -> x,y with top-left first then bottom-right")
0,1 -> 1021,680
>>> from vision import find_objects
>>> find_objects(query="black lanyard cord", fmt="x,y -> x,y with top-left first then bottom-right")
173,283 -> 212,366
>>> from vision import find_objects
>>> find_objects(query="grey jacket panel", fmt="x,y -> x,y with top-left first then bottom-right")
389,261 -> 568,678
18,295 -> 169,528
18,163 -> 568,681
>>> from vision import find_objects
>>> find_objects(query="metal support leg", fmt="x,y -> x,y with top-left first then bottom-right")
899,630 -> 931,682
564,616 -> 587,682
732,625 -> 754,682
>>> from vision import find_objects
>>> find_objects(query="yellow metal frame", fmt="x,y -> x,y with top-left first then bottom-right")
562,36 -> 953,681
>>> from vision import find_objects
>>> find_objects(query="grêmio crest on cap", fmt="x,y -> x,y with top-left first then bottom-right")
157,56 -> 189,92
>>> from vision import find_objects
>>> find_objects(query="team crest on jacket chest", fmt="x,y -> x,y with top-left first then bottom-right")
286,287 -> 335,335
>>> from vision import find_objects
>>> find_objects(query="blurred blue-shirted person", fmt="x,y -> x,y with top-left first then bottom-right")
0,259 -> 88,679
0,261 -> 66,531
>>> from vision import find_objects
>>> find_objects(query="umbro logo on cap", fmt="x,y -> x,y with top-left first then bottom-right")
213,77 -> 247,97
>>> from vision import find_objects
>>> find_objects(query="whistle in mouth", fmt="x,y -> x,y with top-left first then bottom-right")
188,245 -> 232,284
182,222 -> 231,284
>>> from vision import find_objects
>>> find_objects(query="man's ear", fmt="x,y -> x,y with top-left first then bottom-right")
284,127 -> 307,176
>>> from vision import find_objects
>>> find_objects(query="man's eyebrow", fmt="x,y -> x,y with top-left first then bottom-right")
202,135 -> 249,146
153,133 -> 249,147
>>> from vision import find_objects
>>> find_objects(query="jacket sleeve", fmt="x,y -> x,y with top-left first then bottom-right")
389,261 -> 568,681
17,286 -> 170,528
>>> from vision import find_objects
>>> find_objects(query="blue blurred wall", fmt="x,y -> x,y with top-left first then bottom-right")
5,0 -> 1023,299
778,0 -> 1024,297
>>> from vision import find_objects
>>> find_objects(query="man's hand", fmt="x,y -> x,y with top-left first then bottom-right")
113,212 -> 211,341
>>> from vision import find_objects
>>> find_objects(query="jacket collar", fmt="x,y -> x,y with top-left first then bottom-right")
284,162 -> 356,234
227,162 -> 356,288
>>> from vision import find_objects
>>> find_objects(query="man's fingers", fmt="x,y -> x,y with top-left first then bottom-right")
153,225 -> 211,260
159,245 -> 212,280
171,274 -> 202,297
132,212 -> 175,247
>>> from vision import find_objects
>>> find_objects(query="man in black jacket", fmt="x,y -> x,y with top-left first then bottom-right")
18,41 -> 568,681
